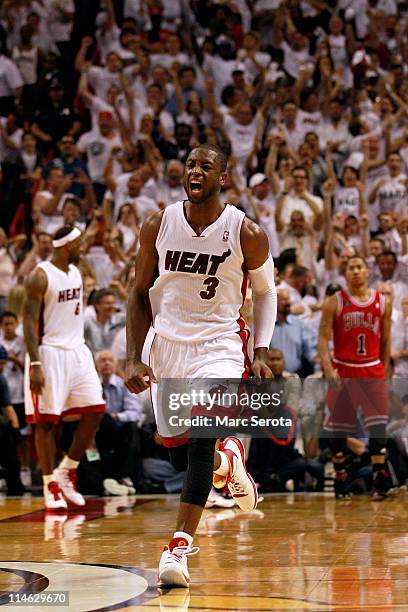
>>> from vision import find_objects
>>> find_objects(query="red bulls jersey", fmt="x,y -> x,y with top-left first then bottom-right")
333,289 -> 385,366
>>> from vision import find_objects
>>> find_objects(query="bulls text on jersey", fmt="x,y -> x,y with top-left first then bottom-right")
343,311 -> 380,334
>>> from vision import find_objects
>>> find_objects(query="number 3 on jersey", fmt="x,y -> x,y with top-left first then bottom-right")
357,333 -> 366,356
200,277 -> 220,300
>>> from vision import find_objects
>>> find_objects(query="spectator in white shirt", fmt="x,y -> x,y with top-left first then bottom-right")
151,33 -> 190,69
391,296 -> 408,378
11,24 -> 44,119
116,204 -> 140,254
369,151 -> 407,217
0,52 -> 23,116
275,166 -> 323,229
274,101 -> 305,151
85,289 -> 125,353
145,83 -> 174,136
26,10 -> 57,56
75,43 -> 123,101
319,98 -> 351,149
46,0 -> 74,90
298,90 -> 323,133
223,101 -> 264,184
76,111 -> 122,201
203,38 -> 239,103
78,67 -> 139,134
31,166 -> 72,233
0,230 -> 16,315
0,113 -> 23,163
85,223 -> 126,290
245,173 -> 279,257
328,16 -> 349,69
237,31 -> 271,82
279,264 -> 310,312
17,231 -> 53,281
369,250 -> 407,311
273,8 -> 313,80
278,210 -> 317,272
154,160 -> 186,208
103,170 -> 157,225
376,212 -> 403,254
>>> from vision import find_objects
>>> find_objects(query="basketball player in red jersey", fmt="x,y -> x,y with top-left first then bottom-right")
23,225 -> 105,511
125,143 -> 277,587
318,256 -> 392,499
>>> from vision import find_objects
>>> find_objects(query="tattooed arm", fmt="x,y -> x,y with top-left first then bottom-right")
23,268 -> 47,395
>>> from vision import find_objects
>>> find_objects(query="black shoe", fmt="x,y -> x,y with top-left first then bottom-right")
137,478 -> 166,494
334,469 -> 352,499
258,473 -> 281,494
372,469 -> 394,499
6,482 -> 26,496
348,477 -> 368,496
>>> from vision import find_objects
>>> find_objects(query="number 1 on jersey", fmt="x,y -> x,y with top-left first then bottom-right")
75,302 -> 81,315
200,277 -> 219,300
357,333 -> 366,355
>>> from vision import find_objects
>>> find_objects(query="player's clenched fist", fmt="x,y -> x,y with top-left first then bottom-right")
125,361 -> 157,393
30,364 -> 45,395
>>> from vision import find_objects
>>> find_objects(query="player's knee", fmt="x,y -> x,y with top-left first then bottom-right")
35,422 -> 55,433
179,438 -> 217,507
82,412 -> 103,426
188,437 -> 217,462
169,437 -> 216,473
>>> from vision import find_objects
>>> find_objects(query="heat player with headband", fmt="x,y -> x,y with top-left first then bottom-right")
125,144 -> 277,588
23,225 -> 105,511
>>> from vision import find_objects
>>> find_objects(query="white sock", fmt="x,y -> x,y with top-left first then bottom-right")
173,531 -> 193,546
43,474 -> 54,486
214,450 -> 229,476
57,456 -> 79,470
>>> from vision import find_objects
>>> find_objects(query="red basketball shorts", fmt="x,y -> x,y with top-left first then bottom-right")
324,362 -> 389,433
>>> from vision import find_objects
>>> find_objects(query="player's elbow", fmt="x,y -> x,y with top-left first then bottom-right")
131,283 -> 150,308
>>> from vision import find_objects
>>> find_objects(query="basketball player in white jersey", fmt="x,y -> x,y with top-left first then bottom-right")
23,225 -> 105,511
125,144 -> 277,587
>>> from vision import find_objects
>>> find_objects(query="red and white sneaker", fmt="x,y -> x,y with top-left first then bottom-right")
158,537 -> 199,588
53,468 -> 85,507
43,481 -> 68,511
214,437 -> 258,512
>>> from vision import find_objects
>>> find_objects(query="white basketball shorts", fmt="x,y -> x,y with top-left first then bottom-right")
144,330 -> 250,444
25,343 -> 105,424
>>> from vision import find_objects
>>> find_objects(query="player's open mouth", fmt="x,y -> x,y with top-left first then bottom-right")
190,181 -> 203,195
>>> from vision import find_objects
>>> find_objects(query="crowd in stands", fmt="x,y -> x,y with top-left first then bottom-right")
1,0 -> 408,498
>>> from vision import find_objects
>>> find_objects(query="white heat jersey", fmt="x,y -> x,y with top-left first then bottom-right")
333,186 -> 359,217
37,261 -> 84,349
149,201 -> 247,342
377,174 -> 408,215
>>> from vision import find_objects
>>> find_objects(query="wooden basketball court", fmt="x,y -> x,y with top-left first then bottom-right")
0,493 -> 407,611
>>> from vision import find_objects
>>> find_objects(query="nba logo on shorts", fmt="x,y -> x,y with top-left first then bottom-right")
223,230 -> 229,242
